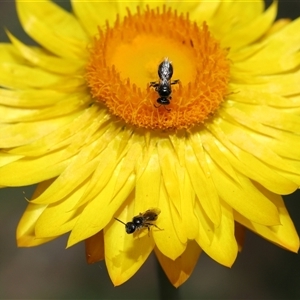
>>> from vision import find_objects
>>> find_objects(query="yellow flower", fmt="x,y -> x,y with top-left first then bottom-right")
1,0 -> 299,287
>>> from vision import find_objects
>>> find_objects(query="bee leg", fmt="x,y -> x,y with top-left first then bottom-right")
149,82 -> 159,88
152,224 -> 163,231
171,79 -> 179,85
144,223 -> 163,232
154,104 -> 171,112
145,223 -> 163,231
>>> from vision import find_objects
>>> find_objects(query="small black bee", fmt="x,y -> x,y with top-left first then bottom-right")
150,58 -> 179,111
115,208 -> 162,235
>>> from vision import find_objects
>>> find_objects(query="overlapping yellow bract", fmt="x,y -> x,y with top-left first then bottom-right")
0,0 -> 299,287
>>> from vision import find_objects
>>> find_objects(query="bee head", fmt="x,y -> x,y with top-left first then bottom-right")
115,217 -> 136,234
125,222 -> 136,234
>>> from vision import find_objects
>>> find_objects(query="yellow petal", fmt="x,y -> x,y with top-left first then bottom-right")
234,222 -> 246,252
0,153 -> 23,168
225,103 -> 300,163
196,202 -> 238,267
216,114 -> 300,186
71,130 -> 141,209
30,122 -> 120,205
67,173 -> 135,247
154,180 -> 186,261
189,1 -> 221,25
17,180 -> 56,246
200,129 -> 240,183
7,31 -> 85,75
157,138 -> 187,244
157,139 -> 187,243
72,1 -> 118,37
1,115 -> 96,186
104,198 -> 154,286
193,198 -> 215,249
0,87 -> 74,108
0,93 -> 89,122
0,61 -> 67,90
210,1 -> 266,41
0,149 -> 71,186
184,133 -> 221,226
154,240 -> 202,288
206,120 -> 298,195
17,0 -> 88,59
234,185 -> 299,253
135,139 -> 160,213
262,18 -> 291,38
204,150 -> 280,226
34,181 -> 89,238
8,107 -> 102,156
168,135 -> 199,240
227,102 -> 300,135
180,169 -> 199,240
67,132 -> 141,246
234,71 -> 300,96
221,1 -> 277,50
73,1 -> 140,36
233,18 -> 300,74
85,231 -> 105,264
0,43 -> 26,64
230,87 -> 300,108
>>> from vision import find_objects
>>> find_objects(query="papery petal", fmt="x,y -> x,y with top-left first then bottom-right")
7,31 -> 85,75
234,222 -> 246,252
154,180 -> 186,261
185,134 -> 221,226
235,185 -> 299,253
154,241 -> 202,288
17,0 -> 88,58
17,180 -> 55,246
85,231 -> 105,264
221,1 -> 277,50
104,198 -> 154,286
195,201 -> 238,267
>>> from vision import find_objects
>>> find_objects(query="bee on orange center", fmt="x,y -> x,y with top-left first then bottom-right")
149,58 -> 179,111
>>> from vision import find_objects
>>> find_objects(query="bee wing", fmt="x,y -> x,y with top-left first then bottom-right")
142,207 -> 161,221
148,207 -> 161,215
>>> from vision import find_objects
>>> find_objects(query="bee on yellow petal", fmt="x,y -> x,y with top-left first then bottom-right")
115,208 -> 162,235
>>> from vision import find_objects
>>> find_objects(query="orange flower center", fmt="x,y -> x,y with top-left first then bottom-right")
86,6 -> 230,130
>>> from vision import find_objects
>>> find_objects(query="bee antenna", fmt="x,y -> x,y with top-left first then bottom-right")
114,217 -> 126,225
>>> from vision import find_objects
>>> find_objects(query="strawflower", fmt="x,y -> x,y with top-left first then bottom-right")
0,0 -> 300,287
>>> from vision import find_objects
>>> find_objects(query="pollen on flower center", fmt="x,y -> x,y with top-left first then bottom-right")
86,6 -> 230,130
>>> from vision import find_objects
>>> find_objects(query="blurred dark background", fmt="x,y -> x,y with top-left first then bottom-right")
1,1 -> 300,299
